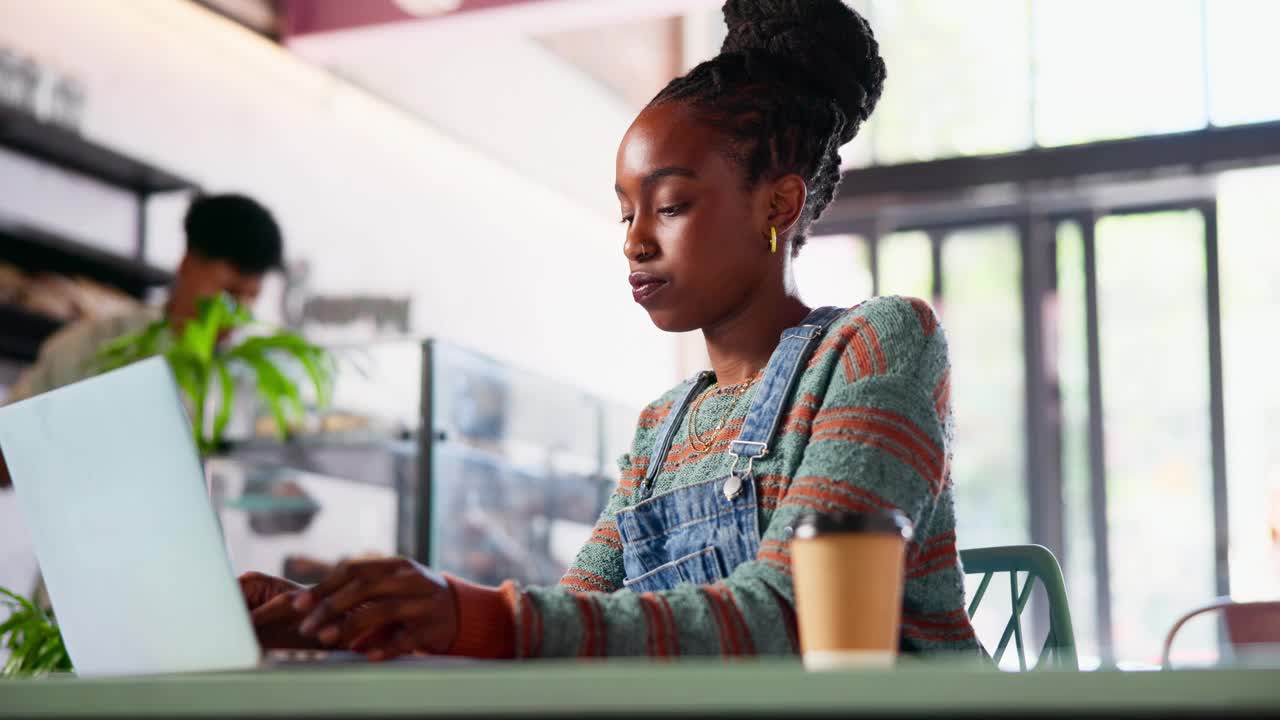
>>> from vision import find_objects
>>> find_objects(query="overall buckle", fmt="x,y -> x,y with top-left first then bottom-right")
724,442 -> 768,501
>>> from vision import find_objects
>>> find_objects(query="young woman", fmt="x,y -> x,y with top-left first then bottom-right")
245,0 -> 980,659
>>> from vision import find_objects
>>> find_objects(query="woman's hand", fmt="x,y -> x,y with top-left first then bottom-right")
1,447 -> 13,489
291,557 -> 458,661
239,571 -> 325,650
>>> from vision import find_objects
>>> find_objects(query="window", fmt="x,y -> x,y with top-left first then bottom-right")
1056,221 -> 1104,668
838,0 -> 877,170
832,0 -> 1276,168
812,1 -> 1280,671
839,122 -> 876,170
1034,0 -> 1207,146
869,0 -> 1032,163
877,226 -> 1029,549
877,231 -> 933,300
1206,0 -> 1280,125
1218,166 -> 1280,603
939,226 -> 1029,550
793,234 -> 873,309
1095,210 -> 1216,665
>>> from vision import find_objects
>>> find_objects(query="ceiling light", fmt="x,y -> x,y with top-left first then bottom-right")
393,0 -> 464,16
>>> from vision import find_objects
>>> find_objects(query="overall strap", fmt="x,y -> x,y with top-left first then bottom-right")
643,370 -> 714,491
726,306 -> 846,489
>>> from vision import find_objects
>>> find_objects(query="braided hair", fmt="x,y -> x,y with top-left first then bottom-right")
649,0 -> 885,253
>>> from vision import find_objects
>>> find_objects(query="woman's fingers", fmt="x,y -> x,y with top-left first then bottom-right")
300,570 -> 420,637
323,571 -> 412,616
297,578 -> 365,635
314,600 -> 396,646
291,563 -> 357,613
240,572 -> 299,610
280,557 -> 457,655
239,572 -> 271,608
293,557 -> 404,612
250,591 -> 302,627
318,596 -> 436,648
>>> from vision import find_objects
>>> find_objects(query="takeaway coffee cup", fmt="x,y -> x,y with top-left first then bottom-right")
790,510 -> 913,670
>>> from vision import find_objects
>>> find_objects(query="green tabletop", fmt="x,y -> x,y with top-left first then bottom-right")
2,659 -> 1278,718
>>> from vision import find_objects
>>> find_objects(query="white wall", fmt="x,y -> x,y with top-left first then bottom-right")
0,0 -> 678,410
290,16 -> 640,221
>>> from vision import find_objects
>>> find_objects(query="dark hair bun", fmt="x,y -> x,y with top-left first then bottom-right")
721,0 -> 885,143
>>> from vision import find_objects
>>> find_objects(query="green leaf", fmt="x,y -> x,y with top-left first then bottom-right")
294,346 -> 335,409
29,633 -> 56,662
31,634 -> 67,673
0,586 -> 72,677
228,334 -> 334,411
0,613 -> 25,639
166,351 -> 207,416
0,586 -> 36,613
182,296 -> 226,364
234,353 -> 294,440
89,292 -> 337,456
12,623 -> 43,672
95,320 -> 169,373
210,357 -> 235,447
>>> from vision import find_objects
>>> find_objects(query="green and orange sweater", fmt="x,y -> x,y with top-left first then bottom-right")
447,296 -> 981,658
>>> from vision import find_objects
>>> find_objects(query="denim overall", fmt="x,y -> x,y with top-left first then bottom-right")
616,306 -> 846,593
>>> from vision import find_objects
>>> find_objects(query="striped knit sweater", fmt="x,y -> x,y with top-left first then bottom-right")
447,296 -> 981,658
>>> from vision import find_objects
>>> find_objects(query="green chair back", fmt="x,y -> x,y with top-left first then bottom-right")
960,544 -> 1078,671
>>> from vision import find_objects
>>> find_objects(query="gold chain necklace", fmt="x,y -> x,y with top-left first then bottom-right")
687,371 -> 762,454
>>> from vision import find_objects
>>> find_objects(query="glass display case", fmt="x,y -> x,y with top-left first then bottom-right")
219,338 -> 636,587
207,453 -> 407,584
424,341 -> 626,586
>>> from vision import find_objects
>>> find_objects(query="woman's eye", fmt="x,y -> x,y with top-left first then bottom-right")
619,214 -> 634,225
658,204 -> 686,217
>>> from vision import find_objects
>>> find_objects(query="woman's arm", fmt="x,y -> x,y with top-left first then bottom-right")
270,461 -> 643,659
283,299 -> 952,659
468,299 -> 952,658
508,343 -> 948,656
272,417 -> 656,658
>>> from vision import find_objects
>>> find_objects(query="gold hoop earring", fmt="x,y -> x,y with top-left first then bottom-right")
770,226 -> 778,254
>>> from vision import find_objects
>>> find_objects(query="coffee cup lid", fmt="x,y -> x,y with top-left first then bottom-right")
791,510 -> 914,541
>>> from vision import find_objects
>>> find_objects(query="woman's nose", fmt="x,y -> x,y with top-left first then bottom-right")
623,222 -> 656,263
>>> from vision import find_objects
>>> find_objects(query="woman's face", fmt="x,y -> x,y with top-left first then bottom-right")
615,102 -> 774,333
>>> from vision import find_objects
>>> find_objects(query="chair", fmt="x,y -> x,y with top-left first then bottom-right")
960,544 -> 1078,671
1162,598 -> 1280,669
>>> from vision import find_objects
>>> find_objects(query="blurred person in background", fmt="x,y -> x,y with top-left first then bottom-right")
0,193 -> 284,489
244,0 -> 982,662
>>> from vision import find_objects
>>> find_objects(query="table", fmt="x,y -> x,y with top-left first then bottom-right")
2,659 -> 1278,718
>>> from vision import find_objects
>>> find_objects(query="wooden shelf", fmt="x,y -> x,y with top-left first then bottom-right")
0,303 -> 64,363
0,217 -> 173,299
0,106 -> 195,366
0,104 -> 198,195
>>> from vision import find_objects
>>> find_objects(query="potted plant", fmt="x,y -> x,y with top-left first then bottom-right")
0,588 -> 70,677
0,296 -> 336,677
97,294 -> 336,454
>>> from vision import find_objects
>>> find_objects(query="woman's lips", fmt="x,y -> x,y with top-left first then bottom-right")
629,272 -> 669,305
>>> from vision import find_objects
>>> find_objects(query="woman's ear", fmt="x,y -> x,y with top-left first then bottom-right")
767,174 -> 808,237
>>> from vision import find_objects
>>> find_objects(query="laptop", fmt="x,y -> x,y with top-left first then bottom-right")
0,357 -> 326,677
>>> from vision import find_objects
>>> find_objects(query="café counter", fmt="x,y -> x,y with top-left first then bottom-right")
2,658 -> 1278,718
